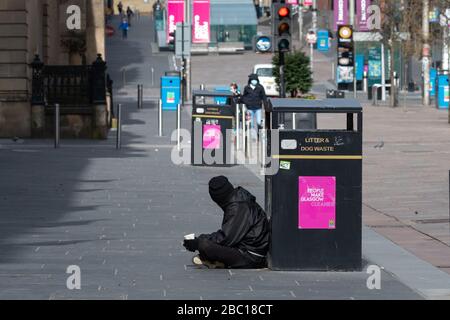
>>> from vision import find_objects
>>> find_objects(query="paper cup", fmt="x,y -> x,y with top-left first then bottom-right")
184,233 -> 195,240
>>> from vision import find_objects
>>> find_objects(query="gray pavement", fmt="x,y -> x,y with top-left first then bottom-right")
0,14 -> 449,300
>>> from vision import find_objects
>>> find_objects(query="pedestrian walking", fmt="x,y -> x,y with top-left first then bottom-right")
119,18 -> 129,39
126,6 -> 134,26
229,82 -> 241,105
117,1 -> 123,16
183,176 -> 270,269
241,74 -> 267,140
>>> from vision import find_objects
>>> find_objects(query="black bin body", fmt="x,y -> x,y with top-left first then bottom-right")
191,90 -> 235,166
265,98 -> 363,271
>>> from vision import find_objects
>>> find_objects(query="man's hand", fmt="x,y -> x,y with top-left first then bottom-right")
183,238 -> 199,252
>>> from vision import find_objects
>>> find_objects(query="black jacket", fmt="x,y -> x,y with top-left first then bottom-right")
241,74 -> 267,110
199,187 -> 270,256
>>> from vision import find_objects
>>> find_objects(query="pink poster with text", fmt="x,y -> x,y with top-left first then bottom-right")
298,176 -> 336,229
193,0 -> 210,43
167,0 -> 185,44
203,124 -> 221,149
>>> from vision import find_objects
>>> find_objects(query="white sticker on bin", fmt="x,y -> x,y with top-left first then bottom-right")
196,108 -> 205,114
281,139 -> 297,150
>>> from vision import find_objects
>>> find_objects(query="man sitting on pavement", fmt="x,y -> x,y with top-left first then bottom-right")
183,176 -> 270,269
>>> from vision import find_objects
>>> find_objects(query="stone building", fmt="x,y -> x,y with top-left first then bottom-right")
0,0 -> 107,138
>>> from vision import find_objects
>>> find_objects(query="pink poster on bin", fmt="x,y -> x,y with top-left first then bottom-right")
167,0 -> 185,44
298,176 -> 336,230
356,0 -> 371,31
203,124 -> 221,149
193,0 -> 210,43
333,0 -> 349,31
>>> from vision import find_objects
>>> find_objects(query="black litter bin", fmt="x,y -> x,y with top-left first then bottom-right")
264,98 -> 363,271
191,90 -> 235,166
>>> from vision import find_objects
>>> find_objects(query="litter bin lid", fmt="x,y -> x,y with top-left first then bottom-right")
165,71 -> 181,77
193,90 -> 234,97
267,98 -> 362,113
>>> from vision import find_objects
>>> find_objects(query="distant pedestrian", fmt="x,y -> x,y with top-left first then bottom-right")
117,1 -> 123,16
119,18 -> 129,39
126,6 -> 134,26
241,74 -> 267,140
230,83 -> 241,104
153,0 -> 162,12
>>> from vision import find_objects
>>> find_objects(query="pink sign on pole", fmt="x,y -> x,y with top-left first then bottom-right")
193,0 -> 210,43
298,176 -> 336,230
167,0 -> 185,44
356,0 -> 371,31
203,124 -> 221,149
333,0 -> 349,31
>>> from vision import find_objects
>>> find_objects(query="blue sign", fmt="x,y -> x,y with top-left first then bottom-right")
429,68 -> 437,96
437,74 -> 449,109
317,29 -> 330,52
255,36 -> 272,53
161,76 -> 181,111
355,54 -> 364,81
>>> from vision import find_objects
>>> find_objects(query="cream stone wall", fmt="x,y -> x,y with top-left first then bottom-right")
0,0 -> 106,138
87,0 -> 106,63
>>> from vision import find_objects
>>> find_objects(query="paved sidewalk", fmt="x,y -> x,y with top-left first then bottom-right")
1,15 -> 450,300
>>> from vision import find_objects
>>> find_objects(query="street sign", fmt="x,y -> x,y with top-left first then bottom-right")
306,30 -> 317,44
175,23 -> 191,58
255,35 -> 273,53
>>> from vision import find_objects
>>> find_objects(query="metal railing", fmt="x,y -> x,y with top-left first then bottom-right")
31,54 -> 107,112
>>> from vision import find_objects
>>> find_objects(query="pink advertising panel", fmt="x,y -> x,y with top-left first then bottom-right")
298,176 -> 336,229
303,0 -> 313,6
356,0 -> 371,31
202,124 -> 221,149
333,0 -> 349,31
287,0 -> 299,4
193,0 -> 211,43
167,0 -> 185,44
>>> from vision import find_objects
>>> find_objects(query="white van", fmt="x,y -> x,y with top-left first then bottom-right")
253,64 -> 279,97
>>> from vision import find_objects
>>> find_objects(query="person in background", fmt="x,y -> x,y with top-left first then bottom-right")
117,1 -> 123,16
241,73 -> 267,140
230,82 -> 241,100
126,6 -> 134,26
119,18 -> 129,39
153,0 -> 162,12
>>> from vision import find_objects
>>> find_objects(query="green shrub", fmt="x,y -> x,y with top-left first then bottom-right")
272,51 -> 313,97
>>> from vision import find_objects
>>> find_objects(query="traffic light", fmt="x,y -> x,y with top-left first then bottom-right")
337,25 -> 354,67
272,3 -> 292,52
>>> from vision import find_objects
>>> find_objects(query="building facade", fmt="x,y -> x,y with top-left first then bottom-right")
0,0 -> 106,138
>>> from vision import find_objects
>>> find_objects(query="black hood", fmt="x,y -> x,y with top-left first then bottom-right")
248,74 -> 260,85
220,187 -> 256,209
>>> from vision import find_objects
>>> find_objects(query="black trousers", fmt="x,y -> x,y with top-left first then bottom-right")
198,238 -> 266,269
